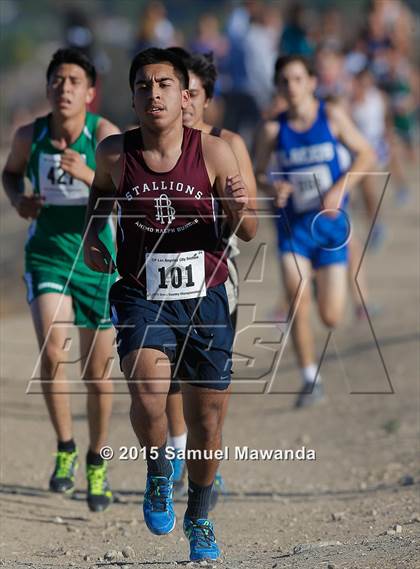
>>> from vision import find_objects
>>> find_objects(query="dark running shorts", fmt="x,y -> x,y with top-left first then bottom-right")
109,278 -> 233,391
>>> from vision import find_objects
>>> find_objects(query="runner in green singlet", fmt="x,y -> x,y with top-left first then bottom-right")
2,48 -> 119,512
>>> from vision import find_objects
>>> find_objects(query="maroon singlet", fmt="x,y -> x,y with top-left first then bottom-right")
116,126 -> 228,289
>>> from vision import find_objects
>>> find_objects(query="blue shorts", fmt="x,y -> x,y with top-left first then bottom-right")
109,278 -> 233,390
276,209 -> 350,269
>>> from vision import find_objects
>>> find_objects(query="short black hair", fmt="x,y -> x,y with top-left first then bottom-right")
189,52 -> 217,99
129,47 -> 189,92
274,54 -> 315,84
167,46 -> 190,61
168,48 -> 217,99
46,47 -> 97,86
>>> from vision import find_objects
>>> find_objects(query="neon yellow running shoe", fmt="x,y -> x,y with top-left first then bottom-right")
49,450 -> 78,494
86,462 -> 113,512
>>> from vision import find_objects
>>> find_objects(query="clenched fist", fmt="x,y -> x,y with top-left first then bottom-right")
225,175 -> 249,211
273,180 -> 293,208
83,232 -> 116,274
60,149 -> 94,185
13,194 -> 44,219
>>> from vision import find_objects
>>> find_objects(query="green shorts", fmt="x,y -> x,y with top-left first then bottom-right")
23,267 -> 116,329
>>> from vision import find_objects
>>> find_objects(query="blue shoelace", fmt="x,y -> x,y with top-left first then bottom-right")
147,477 -> 171,512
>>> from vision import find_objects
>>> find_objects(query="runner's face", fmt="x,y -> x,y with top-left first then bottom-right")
183,72 -> 208,128
47,64 -> 94,118
132,63 -> 189,129
276,62 -> 316,108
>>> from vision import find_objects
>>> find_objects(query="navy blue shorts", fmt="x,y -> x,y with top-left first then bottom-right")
109,278 -> 233,391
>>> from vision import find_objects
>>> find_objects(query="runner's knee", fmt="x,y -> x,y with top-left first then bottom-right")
130,396 -> 166,424
185,401 -> 224,443
40,343 -> 66,376
319,306 -> 341,328
83,376 -> 113,395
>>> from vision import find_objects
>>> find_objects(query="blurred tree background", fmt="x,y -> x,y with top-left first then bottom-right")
1,0 -> 418,141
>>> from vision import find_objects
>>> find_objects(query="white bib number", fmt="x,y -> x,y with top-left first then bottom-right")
290,164 -> 333,213
145,250 -> 207,301
39,153 -> 89,205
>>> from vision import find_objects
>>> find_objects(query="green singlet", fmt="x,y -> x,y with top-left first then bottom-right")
24,111 -> 116,328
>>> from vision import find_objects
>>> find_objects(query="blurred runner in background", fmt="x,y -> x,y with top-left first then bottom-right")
255,55 -> 374,408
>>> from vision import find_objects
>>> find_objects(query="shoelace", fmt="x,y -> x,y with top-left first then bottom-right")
147,477 -> 171,512
54,452 -> 76,478
87,465 -> 106,495
189,521 -> 216,548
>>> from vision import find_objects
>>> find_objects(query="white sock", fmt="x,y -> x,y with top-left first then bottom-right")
168,432 -> 187,452
301,364 -> 321,386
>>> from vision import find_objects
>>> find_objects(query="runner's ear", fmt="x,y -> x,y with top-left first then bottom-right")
181,89 -> 190,110
86,86 -> 96,105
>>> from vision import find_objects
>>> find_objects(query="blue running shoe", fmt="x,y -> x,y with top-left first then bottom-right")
209,471 -> 226,511
143,467 -> 175,535
183,517 -> 220,561
172,455 -> 186,497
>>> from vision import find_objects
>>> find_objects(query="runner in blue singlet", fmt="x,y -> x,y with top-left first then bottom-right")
255,55 -> 374,408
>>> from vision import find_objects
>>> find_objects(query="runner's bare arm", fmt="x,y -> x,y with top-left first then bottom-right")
227,132 -> 258,212
254,120 -> 293,207
96,118 -> 121,144
324,103 -> 375,212
83,134 -> 122,273
2,123 -> 45,219
202,134 -> 257,242
254,120 -> 279,195
60,118 -> 120,186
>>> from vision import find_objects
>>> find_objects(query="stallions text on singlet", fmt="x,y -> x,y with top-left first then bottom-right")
116,126 -> 228,301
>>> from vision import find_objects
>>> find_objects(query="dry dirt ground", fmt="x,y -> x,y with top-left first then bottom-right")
0,163 -> 419,568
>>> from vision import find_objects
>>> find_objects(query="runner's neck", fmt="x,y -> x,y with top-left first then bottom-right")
191,119 -> 212,134
287,97 -> 319,131
49,111 -> 87,148
140,122 -> 184,156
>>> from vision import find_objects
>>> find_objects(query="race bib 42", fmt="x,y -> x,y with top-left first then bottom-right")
39,152 -> 89,205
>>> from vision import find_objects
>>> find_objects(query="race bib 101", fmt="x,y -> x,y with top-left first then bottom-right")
39,152 -> 90,205
145,250 -> 207,301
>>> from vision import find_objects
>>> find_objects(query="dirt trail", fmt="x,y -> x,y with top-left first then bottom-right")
0,166 -> 419,568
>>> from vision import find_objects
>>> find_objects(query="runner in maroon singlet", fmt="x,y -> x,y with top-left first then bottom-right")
83,48 -> 257,562
115,125 -> 229,286
165,48 -> 258,507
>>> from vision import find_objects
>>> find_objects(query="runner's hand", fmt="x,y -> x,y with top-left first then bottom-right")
60,149 -> 93,184
84,235 -> 116,273
225,175 -> 248,211
273,180 -> 293,208
13,194 -> 44,219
